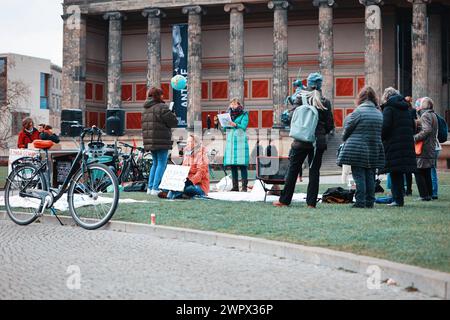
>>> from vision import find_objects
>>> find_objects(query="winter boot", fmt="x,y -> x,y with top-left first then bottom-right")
241,179 -> 248,192
231,177 -> 239,192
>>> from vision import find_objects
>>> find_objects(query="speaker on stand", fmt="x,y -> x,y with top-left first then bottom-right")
60,109 -> 83,137
106,109 -> 125,137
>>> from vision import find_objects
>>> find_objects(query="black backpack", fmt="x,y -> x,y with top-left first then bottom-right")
322,187 -> 355,204
436,113 -> 448,143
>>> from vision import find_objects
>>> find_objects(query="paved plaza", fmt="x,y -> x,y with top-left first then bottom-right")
0,220 -> 436,300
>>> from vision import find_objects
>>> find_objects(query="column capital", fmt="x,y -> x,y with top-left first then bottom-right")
359,0 -> 383,6
268,1 -> 291,10
313,0 -> 336,7
103,11 -> 124,21
182,5 -> 206,15
142,8 -> 166,19
224,3 -> 246,13
407,0 -> 431,3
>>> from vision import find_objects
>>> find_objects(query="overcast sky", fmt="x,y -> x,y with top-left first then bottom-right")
0,0 -> 63,66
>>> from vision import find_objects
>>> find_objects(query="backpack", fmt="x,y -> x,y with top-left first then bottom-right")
322,187 -> 355,204
289,94 -> 319,143
123,182 -> 146,192
436,113 -> 448,143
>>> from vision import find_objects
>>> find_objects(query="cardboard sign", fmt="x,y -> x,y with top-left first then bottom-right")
158,164 -> 190,192
8,149 -> 39,174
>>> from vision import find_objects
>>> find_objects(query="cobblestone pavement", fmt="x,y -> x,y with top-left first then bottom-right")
0,220 -> 437,300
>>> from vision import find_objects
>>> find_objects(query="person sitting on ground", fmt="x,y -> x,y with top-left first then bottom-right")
160,134 -> 210,200
17,117 -> 40,149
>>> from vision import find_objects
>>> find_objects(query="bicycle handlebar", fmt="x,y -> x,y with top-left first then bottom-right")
118,142 -> 145,153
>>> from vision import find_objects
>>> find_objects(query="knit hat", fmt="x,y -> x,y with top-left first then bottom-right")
307,72 -> 323,90
415,97 -> 425,110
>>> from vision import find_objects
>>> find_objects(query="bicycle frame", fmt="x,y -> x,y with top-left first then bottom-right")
13,128 -> 99,204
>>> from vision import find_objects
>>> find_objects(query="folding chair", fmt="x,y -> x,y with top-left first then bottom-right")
256,156 -> 290,202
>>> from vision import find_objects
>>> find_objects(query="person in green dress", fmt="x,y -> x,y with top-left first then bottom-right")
223,98 -> 250,192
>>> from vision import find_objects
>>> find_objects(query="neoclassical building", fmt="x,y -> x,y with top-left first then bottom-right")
61,0 -> 450,133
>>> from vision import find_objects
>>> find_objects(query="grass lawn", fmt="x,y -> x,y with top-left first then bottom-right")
110,173 -> 450,273
0,166 -> 7,189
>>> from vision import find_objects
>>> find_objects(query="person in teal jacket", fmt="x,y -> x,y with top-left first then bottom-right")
223,98 -> 250,192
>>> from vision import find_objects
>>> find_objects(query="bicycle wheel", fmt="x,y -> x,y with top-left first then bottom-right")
4,164 -> 47,225
68,163 -> 119,230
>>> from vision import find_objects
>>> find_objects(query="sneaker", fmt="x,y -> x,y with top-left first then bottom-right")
387,202 -> 403,207
147,189 -> 152,195
432,196 -> 438,200
150,189 -> 159,196
157,191 -> 168,199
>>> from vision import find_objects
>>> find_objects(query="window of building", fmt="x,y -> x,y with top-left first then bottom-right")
40,73 -> 49,109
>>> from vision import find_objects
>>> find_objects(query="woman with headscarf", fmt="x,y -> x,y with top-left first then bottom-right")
273,72 -> 334,208
223,98 -> 250,192
414,97 -> 438,201
380,87 -> 416,207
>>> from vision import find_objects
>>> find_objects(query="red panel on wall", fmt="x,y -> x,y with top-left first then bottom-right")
95,83 -> 104,102
334,109 -> 344,128
248,110 -> 259,128
135,84 -> 147,101
202,82 -> 209,100
212,81 -> 228,100
345,108 -> 355,116
99,112 -> 106,129
262,110 -> 273,128
357,77 -> 365,94
161,83 -> 170,100
86,82 -> 93,100
244,80 -> 249,99
126,112 -> 142,130
251,80 -> 269,99
121,84 -> 133,102
88,112 -> 98,128
336,78 -> 354,97
201,111 -> 218,129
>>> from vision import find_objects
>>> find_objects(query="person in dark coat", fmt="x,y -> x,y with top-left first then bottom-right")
380,88 -> 416,207
414,97 -> 438,201
274,72 -> 334,208
142,87 -> 178,195
337,86 -> 385,208
403,96 -> 416,195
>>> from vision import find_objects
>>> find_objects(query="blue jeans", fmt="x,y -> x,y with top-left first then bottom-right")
148,149 -> 169,191
351,166 -> 376,208
431,150 -> 440,198
168,185 -> 205,199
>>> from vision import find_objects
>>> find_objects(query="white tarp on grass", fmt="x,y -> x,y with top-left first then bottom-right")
208,180 -> 314,203
0,194 -> 150,212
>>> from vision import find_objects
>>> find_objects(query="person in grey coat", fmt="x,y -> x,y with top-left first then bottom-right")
337,86 -> 385,208
414,97 -> 438,201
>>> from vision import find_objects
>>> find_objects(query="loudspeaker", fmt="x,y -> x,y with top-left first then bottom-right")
106,109 -> 125,136
61,109 -> 83,123
60,109 -> 83,137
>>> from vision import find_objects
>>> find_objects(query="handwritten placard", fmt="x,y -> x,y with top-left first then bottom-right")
158,164 -> 190,192
8,149 -> 39,174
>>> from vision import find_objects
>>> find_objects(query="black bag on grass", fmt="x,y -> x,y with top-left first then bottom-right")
322,187 -> 355,204
123,182 -> 146,192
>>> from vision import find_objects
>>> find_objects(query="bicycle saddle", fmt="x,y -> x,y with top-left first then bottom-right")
33,140 -> 54,150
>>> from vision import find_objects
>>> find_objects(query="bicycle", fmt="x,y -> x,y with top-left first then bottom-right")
115,142 -> 152,184
4,126 -> 120,230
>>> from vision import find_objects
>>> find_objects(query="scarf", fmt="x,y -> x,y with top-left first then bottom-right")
228,105 -> 244,121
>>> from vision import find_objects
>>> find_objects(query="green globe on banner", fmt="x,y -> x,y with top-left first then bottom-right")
171,74 -> 187,91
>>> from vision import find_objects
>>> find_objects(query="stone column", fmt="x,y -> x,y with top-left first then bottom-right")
360,0 -> 382,98
225,3 -> 246,103
314,0 -> 335,104
428,13 -> 443,116
61,8 -> 87,115
268,0 -> 290,128
182,5 -> 204,130
103,12 -> 124,109
408,0 -> 430,101
143,8 -> 165,89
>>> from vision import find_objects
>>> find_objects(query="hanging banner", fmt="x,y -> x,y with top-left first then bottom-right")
172,24 -> 188,127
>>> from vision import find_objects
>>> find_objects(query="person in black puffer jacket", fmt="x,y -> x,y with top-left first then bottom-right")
380,88 -> 417,207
